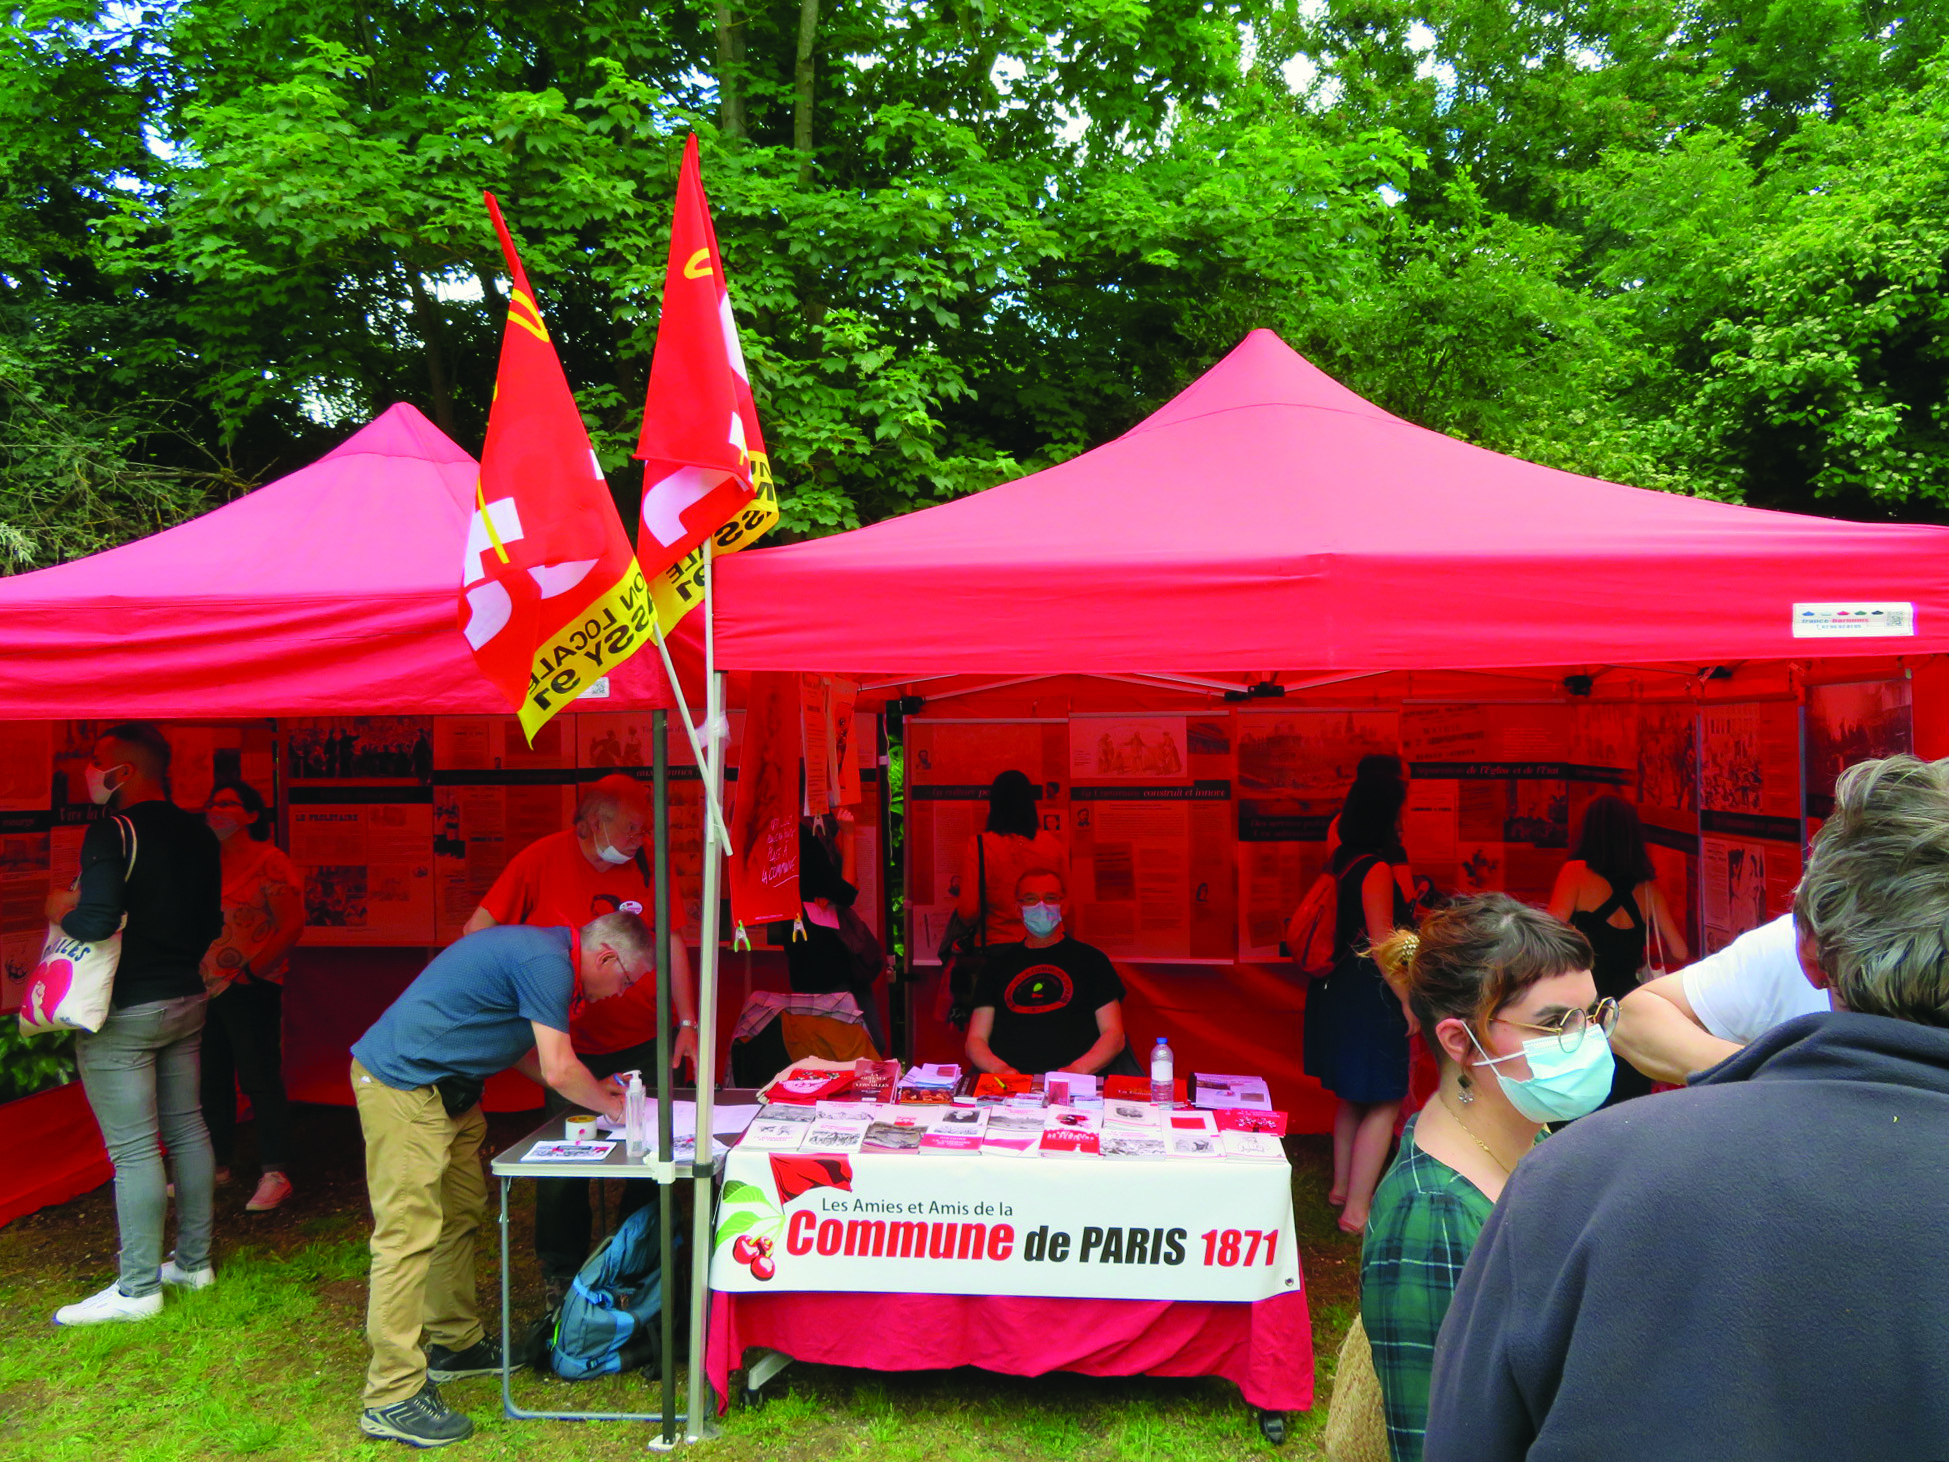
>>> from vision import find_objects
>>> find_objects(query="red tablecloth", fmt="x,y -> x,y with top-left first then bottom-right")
707,1288 -> 1313,1413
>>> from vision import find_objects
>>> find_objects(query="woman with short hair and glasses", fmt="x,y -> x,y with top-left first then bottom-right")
1356,895 -> 1606,1462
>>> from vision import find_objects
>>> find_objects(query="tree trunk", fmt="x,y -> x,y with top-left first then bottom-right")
793,0 -> 820,186
405,271 -> 458,439
715,0 -> 746,141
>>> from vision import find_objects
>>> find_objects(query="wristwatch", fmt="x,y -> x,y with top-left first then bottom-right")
679,1018 -> 697,1029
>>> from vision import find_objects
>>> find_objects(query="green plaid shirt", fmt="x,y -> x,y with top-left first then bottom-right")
1359,1114 -> 1497,1462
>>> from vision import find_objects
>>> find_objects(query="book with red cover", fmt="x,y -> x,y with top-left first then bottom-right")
973,1072 -> 1035,1101
761,1067 -> 856,1105
1104,1075 -> 1185,1104
1038,1106 -> 1102,1158
1214,1108 -> 1290,1136
852,1058 -> 901,1104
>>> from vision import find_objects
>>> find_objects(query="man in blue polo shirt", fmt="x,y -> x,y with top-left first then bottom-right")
349,912 -> 652,1448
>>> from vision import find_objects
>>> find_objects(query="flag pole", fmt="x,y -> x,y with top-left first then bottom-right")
686,535 -> 724,1438
648,617 -> 734,850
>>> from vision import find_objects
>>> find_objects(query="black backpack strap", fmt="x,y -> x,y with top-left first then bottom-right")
976,833 -> 987,950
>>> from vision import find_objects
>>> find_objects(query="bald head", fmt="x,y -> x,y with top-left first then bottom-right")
576,773 -> 648,865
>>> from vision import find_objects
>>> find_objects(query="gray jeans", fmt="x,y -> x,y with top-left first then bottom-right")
76,995 -> 215,1296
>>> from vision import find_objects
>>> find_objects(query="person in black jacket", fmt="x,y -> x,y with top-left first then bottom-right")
48,723 -> 224,1326
1426,754 -> 1949,1461
782,814 -> 886,1054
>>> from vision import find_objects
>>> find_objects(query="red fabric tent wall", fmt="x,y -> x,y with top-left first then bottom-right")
712,330 -> 1949,675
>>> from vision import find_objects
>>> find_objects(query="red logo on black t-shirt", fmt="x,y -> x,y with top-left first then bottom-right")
1003,963 -> 1074,1015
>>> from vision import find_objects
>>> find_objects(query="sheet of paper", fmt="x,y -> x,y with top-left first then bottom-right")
523,1141 -> 617,1163
596,1101 -> 764,1137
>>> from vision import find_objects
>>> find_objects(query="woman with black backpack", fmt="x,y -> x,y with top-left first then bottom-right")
1304,761 -> 1414,1235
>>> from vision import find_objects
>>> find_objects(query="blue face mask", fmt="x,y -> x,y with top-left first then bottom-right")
1021,902 -> 1062,938
1468,1025 -> 1615,1123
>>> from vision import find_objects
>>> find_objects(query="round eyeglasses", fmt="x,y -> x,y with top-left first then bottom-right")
1494,997 -> 1619,1053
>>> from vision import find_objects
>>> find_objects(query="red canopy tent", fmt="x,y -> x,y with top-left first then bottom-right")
699,328 -> 1949,1126
714,329 -> 1949,675
0,405 -> 692,1224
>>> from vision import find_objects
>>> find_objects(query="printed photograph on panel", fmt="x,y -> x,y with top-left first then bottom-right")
1807,681 -> 1913,810
1638,705 -> 1698,813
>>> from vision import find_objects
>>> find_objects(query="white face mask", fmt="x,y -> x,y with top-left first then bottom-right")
1466,1024 -> 1616,1124
594,839 -> 633,866
86,764 -> 128,806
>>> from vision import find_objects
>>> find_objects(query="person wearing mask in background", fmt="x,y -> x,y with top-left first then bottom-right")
785,810 -> 888,1054
462,774 -> 695,1307
1426,756 -> 1949,1461
1306,764 -> 1414,1234
1361,897 -> 1602,1462
1546,793 -> 1688,1104
955,769 -> 1067,950
46,723 -> 224,1325
349,913 -> 653,1448
966,868 -> 1127,1076
1612,911 -> 1824,1083
198,779 -> 305,1213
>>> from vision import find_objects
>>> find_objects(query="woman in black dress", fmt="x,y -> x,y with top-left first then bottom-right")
1304,763 -> 1413,1234
1547,794 -> 1689,1104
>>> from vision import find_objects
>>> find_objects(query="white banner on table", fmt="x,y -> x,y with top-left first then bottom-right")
711,1146 -> 1301,1303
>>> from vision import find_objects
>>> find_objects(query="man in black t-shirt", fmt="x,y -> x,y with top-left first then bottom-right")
966,868 -> 1126,1076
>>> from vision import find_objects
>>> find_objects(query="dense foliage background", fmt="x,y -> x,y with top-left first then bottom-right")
5,0 -> 1947,566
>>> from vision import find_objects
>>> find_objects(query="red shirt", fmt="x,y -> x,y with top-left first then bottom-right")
477,829 -> 663,1055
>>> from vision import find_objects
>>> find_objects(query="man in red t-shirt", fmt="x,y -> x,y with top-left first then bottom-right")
463,774 -> 696,1293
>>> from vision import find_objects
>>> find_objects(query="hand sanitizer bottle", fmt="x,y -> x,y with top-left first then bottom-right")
624,1071 -> 647,1159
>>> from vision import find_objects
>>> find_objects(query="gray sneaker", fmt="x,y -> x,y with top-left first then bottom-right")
358,1382 -> 474,1448
426,1335 -> 514,1383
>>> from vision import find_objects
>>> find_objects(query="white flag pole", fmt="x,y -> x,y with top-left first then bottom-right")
648,613 -> 733,851
686,535 -> 726,1438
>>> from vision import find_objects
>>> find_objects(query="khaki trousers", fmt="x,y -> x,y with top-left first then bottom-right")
352,1059 -> 488,1408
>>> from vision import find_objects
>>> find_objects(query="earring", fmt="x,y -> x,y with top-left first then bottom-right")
1456,1071 -> 1475,1105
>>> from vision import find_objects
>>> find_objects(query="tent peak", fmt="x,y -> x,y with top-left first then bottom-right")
1127,329 -> 1404,439
320,403 -> 476,467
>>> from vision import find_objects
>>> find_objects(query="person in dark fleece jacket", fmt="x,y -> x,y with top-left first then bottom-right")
1427,753 -> 1949,1462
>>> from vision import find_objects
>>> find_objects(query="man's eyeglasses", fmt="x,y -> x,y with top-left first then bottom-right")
1494,998 -> 1619,1053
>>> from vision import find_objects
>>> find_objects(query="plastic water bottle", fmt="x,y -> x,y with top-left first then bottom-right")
623,1071 -> 647,1159
1150,1038 -> 1174,1107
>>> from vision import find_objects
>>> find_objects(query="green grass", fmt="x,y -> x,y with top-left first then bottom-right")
0,1126 -> 1360,1461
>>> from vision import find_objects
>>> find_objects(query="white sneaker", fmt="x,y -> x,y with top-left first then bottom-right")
161,1257 -> 215,1291
53,1281 -> 163,1326
245,1171 -> 293,1212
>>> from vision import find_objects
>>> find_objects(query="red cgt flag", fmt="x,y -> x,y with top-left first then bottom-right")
462,194 -> 656,739
635,133 -> 778,631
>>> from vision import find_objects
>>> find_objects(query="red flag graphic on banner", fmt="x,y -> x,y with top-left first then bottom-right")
462,194 -> 655,739
728,670 -> 802,934
635,133 -> 778,631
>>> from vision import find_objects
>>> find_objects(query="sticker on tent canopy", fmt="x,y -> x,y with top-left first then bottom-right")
1792,603 -> 1914,638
